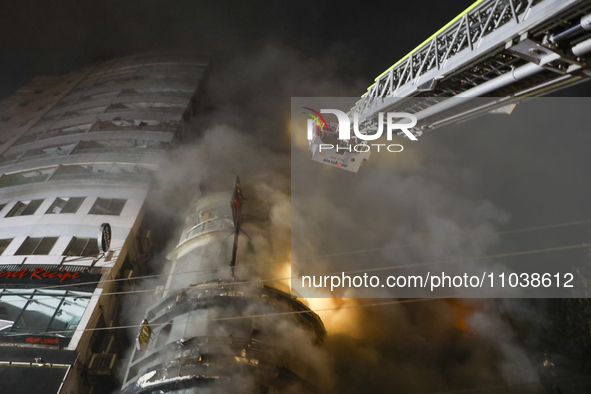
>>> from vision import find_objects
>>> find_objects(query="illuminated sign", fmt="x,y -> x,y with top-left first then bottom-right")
0,265 -> 103,291
0,334 -> 69,347
26,337 -> 59,345
0,267 -> 82,282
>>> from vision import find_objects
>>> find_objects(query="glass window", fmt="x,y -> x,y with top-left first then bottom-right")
21,200 -> 43,216
39,123 -> 93,140
46,198 -> 66,214
13,296 -> 55,333
0,289 -> 91,337
36,237 -> 58,254
5,199 -> 44,217
53,163 -> 113,176
10,202 -> 27,217
0,167 -> 54,187
0,239 -> 13,255
50,163 -> 155,180
46,197 -> 85,214
88,198 -> 126,216
61,197 -> 85,213
15,237 -> 58,255
19,143 -> 76,160
62,105 -> 107,117
65,237 -> 99,257
52,164 -> 87,176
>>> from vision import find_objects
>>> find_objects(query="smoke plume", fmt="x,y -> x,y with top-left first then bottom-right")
130,45 -> 540,394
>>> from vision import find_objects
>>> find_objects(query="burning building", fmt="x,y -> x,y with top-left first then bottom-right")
0,51 -> 326,394
0,53 -> 208,394
120,177 -> 327,393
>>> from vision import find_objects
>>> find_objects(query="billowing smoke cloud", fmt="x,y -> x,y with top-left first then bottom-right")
121,45 -> 540,394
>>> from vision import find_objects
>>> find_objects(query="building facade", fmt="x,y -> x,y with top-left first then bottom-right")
121,180 -> 327,394
0,53 -> 207,394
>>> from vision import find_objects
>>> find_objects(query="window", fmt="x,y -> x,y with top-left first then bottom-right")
62,105 -> 108,118
51,163 -> 155,179
0,239 -> 12,255
0,167 -> 54,187
46,197 -> 85,214
0,204 -> 6,213
88,198 -> 126,216
15,237 -> 58,255
39,123 -> 93,140
19,143 -> 77,161
65,237 -> 99,257
5,199 -> 44,217
0,289 -> 91,338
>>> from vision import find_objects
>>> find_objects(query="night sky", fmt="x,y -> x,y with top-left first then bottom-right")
0,0 -> 494,99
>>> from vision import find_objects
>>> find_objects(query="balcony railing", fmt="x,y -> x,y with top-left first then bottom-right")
185,218 -> 233,239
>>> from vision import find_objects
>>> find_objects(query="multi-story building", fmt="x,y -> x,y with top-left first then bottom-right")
120,179 -> 327,394
0,53 -> 208,394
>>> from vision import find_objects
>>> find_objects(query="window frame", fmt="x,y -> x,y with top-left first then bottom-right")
0,289 -> 91,337
46,197 -> 85,214
15,236 -> 58,255
88,198 -> 127,216
5,199 -> 44,218
64,237 -> 99,257
0,239 -> 13,256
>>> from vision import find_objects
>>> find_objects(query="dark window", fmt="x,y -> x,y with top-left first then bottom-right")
21,200 -> 43,215
46,198 -> 65,214
46,197 -> 85,214
0,239 -> 12,255
0,204 -> 6,213
90,315 -> 107,354
65,237 -> 99,257
88,198 -> 126,216
8,202 -> 27,217
5,199 -> 44,217
61,197 -> 85,213
15,237 -> 58,255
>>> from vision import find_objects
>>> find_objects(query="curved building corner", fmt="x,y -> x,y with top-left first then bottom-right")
121,183 -> 327,394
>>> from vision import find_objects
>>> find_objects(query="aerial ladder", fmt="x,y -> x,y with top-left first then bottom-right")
309,0 -> 591,172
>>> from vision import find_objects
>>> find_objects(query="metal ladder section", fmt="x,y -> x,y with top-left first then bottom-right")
352,0 -> 591,135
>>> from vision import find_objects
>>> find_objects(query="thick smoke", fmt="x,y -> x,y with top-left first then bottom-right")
2,3 -> 585,392
126,46 -> 541,394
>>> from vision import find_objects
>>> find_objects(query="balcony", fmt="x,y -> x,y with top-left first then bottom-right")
185,218 -> 234,240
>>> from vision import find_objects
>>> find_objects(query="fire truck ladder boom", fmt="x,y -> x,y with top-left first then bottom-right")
351,0 -> 591,134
